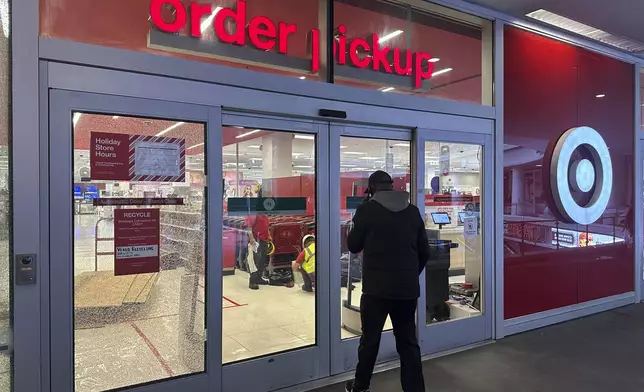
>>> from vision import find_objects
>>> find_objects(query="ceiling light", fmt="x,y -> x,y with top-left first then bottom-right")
392,143 -> 409,147
341,164 -> 358,167
200,6 -> 223,33
536,164 -> 543,167
294,165 -> 313,168
294,134 -> 315,140
247,145 -> 261,148
299,76 -> 307,80
0,0 -> 8,38
343,151 -> 367,155
187,142 -> 204,150
429,58 -> 440,63
596,94 -> 606,98
156,122 -> 185,137
526,9 -> 644,53
378,30 -> 403,44
432,68 -> 453,77
379,87 -> 395,92
223,152 -> 237,156
340,145 -> 348,149
112,116 -> 120,119
236,129 -> 261,139
73,113 -> 82,126
359,157 -> 380,160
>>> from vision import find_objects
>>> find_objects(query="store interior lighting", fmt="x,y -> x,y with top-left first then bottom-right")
429,58 -> 440,63
0,0 -> 8,39
236,129 -> 261,139
379,87 -> 395,92
299,76 -> 307,80
155,122 -> 185,137
432,68 -> 453,77
73,113 -> 82,127
294,135 -> 315,140
200,6 -> 223,33
526,9 -> 644,53
187,142 -> 205,150
378,30 -> 403,44
596,94 -> 606,98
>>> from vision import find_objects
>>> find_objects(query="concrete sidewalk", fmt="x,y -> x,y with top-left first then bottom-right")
315,304 -> 644,392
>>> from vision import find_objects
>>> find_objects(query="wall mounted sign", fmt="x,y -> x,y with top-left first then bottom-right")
544,126 -> 612,225
114,209 -> 161,276
148,0 -> 436,88
94,198 -> 184,206
91,132 -> 185,182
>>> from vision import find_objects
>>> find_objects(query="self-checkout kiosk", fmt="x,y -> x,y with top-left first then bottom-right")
425,212 -> 458,322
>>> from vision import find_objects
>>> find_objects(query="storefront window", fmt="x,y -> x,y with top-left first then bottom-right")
333,0 -> 493,105
72,114 -> 206,391
422,142 -> 482,324
41,0 -> 321,81
338,137 -> 409,338
41,0 -> 491,105
503,26 -> 635,320
221,126 -> 317,363
0,0 -> 9,389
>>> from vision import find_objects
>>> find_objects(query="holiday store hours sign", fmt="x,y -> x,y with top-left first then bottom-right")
90,132 -> 185,182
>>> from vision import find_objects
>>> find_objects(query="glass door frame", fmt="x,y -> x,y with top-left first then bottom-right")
218,112 -> 331,391
415,128 -> 494,354
329,123 -> 413,375
48,89 -> 222,392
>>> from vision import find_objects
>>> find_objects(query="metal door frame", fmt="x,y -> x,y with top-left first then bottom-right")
415,128 -> 494,354
48,89 -> 222,392
41,60 -> 496,391
219,112 -> 331,391
329,123 -> 413,375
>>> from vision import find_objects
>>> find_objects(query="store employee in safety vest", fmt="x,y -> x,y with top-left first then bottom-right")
293,234 -> 316,292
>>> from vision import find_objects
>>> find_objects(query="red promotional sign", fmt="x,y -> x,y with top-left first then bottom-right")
90,132 -> 186,182
91,133 -> 130,180
114,208 -> 161,276
149,0 -> 436,88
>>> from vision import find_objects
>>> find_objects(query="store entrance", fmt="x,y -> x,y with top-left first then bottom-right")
46,86 -> 494,392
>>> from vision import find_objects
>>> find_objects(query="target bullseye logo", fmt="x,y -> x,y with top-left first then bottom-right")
547,126 -> 612,225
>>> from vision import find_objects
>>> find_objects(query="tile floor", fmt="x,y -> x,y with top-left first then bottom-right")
67,214 -> 473,391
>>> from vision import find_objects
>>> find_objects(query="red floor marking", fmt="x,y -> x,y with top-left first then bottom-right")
130,322 -> 175,377
223,296 -> 247,308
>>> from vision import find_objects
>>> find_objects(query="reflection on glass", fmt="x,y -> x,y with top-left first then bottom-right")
423,142 -> 483,325
73,114 -> 206,391
333,0 -> 493,105
339,137 -> 410,339
221,126 -> 317,364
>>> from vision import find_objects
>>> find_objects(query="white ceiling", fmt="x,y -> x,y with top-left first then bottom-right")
463,0 -> 644,56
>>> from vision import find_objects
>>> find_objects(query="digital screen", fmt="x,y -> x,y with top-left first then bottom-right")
458,212 -> 467,224
430,212 -> 451,225
74,186 -> 83,199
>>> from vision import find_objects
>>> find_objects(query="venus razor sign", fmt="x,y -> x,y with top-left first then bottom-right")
149,0 -> 436,88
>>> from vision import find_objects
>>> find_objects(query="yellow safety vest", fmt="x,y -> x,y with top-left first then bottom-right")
302,243 -> 316,274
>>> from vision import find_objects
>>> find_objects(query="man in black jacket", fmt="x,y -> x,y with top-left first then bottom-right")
345,171 -> 430,392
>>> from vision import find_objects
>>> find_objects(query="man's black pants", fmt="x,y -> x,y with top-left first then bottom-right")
354,294 -> 425,392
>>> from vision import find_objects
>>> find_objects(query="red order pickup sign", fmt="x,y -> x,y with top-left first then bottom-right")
114,208 -> 160,276
91,132 -> 185,182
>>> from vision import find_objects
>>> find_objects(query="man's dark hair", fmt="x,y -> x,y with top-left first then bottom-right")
368,170 -> 394,192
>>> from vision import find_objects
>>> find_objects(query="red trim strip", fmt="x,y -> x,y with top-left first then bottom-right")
130,322 -> 175,377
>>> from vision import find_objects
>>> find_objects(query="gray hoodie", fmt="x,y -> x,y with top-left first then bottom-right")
370,190 -> 411,212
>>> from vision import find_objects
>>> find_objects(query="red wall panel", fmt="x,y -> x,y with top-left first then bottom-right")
503,26 -> 635,320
